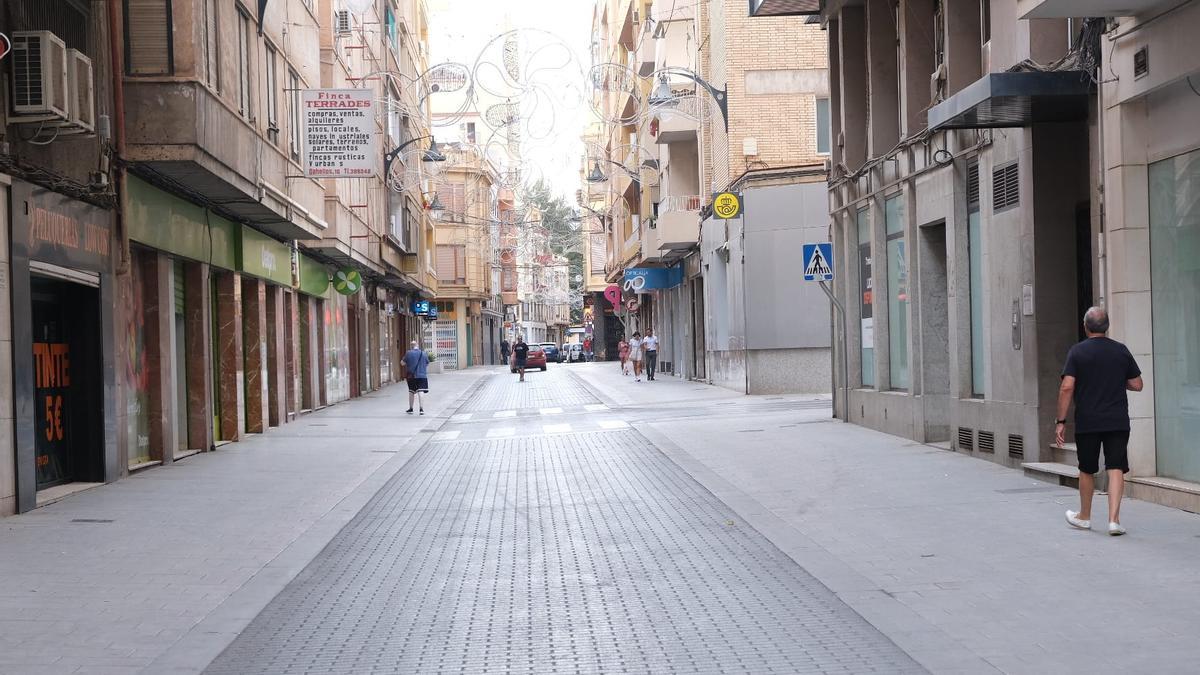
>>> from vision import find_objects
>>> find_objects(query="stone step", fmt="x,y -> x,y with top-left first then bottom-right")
1051,442 -> 1077,465
1023,461 -> 1080,488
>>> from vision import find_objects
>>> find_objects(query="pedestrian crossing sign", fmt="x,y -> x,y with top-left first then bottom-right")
802,243 -> 834,282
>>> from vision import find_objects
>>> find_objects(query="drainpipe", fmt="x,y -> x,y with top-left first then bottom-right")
107,0 -> 130,275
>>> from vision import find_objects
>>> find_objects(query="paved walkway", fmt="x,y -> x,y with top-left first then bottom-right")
574,363 -> 1200,674
3,361 -> 1200,674
0,370 -> 487,675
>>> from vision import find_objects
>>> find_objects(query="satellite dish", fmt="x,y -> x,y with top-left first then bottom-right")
344,0 -> 374,13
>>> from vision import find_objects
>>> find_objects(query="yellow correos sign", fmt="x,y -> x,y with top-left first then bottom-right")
712,192 -> 742,219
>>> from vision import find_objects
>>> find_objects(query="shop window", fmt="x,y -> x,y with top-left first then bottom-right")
885,194 -> 908,390
1149,148 -> 1200,483
857,208 -> 874,387
967,162 -> 985,396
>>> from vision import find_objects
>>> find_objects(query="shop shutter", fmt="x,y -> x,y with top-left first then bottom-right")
125,0 -> 172,75
173,259 -> 186,315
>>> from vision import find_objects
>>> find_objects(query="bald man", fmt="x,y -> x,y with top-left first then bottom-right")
1057,307 -> 1142,536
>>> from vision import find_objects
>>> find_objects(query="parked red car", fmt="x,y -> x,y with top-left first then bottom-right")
510,344 -> 547,372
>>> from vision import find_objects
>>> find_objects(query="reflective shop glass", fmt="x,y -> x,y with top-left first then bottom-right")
1149,148 -> 1200,483
857,208 -> 874,387
885,195 -> 908,390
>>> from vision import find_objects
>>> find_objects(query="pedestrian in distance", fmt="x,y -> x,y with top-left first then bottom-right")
513,336 -> 529,383
629,331 -> 644,382
402,341 -> 430,416
500,338 -> 510,365
618,338 -> 630,375
1057,306 -> 1143,536
644,329 -> 659,381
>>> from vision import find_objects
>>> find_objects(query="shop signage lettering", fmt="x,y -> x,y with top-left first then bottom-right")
29,206 -> 110,258
302,89 -> 376,178
33,342 -> 71,445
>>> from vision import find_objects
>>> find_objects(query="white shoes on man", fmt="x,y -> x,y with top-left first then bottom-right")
1066,510 -> 1126,536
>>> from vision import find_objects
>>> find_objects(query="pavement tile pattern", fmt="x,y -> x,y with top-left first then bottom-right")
205,375 -> 922,674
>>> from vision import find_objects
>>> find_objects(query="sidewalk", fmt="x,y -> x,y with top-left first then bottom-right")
570,365 -> 1200,673
0,370 -> 486,675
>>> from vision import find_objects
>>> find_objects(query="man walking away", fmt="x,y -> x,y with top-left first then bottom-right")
629,332 -> 644,382
644,329 -> 659,381
500,339 -> 511,366
1057,306 -> 1142,536
513,336 -> 529,382
402,341 -> 430,415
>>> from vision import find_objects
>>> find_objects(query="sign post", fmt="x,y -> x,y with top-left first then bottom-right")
802,242 -> 847,422
302,89 -> 376,178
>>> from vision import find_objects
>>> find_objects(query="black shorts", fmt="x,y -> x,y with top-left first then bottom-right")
514,359 -> 527,369
1075,430 -> 1130,474
406,377 -> 429,393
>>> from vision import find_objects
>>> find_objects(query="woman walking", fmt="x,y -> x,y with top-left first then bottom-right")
629,332 -> 645,382
618,338 -> 630,375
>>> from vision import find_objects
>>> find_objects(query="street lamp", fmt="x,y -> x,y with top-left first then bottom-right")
428,194 -> 445,222
586,161 -> 607,183
648,68 -> 729,132
384,136 -> 446,178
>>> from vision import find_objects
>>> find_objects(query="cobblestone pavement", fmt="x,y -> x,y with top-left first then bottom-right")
205,368 -> 922,674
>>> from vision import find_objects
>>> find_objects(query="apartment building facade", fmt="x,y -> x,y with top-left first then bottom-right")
585,0 -> 832,393
1,0 -> 436,516
817,0 -> 1200,510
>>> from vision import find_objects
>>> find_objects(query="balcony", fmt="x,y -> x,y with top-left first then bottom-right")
1018,0 -> 1171,18
655,195 -> 701,261
653,93 -> 701,144
124,80 -> 325,241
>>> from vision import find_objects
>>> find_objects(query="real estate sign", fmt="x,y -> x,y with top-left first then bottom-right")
302,89 -> 376,178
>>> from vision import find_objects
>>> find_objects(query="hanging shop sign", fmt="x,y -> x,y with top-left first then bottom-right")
603,285 -> 622,308
125,175 -> 238,270
302,89 -> 376,178
623,265 -> 683,292
412,299 -> 433,316
0,33 -> 11,62
712,191 -> 743,220
239,225 -> 293,286
333,268 -> 362,295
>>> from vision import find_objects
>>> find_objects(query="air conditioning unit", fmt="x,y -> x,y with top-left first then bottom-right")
335,10 -> 353,37
10,31 -> 69,122
63,49 -> 95,134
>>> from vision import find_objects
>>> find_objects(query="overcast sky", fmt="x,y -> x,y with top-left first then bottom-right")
427,0 -> 595,201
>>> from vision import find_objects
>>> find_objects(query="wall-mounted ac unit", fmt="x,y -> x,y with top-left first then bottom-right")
10,30 -> 69,123
335,10 -> 353,37
63,49 -> 95,134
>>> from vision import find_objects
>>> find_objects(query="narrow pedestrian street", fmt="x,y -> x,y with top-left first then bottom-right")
3,365 -> 1200,674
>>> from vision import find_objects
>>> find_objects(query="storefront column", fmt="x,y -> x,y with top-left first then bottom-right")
264,285 -> 287,427
184,263 -> 215,451
242,277 -> 269,434
285,290 -> 299,420
316,298 -> 329,407
140,252 -> 173,463
215,272 -> 245,441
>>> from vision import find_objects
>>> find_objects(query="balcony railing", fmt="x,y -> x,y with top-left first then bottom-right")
659,195 -> 702,214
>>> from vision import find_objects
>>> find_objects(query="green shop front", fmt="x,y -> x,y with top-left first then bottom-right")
123,176 -> 330,462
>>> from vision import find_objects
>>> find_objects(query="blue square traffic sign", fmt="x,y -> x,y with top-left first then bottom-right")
802,243 -> 834,282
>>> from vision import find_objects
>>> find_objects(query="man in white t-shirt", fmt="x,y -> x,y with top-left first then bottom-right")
643,329 -> 660,381
628,332 -> 644,382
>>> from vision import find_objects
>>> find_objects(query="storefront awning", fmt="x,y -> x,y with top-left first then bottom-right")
749,0 -> 820,16
928,71 -> 1092,131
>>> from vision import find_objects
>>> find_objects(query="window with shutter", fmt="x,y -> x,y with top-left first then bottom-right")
204,0 -> 219,88
454,246 -> 467,283
288,69 -> 302,161
236,9 -> 252,118
436,245 -> 456,281
125,0 -> 172,75
265,44 -> 279,144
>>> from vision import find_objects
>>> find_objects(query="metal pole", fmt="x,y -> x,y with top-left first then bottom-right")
818,280 -> 849,423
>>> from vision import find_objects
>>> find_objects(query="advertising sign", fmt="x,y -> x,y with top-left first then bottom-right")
302,89 -> 376,178
623,265 -> 683,292
412,299 -> 432,316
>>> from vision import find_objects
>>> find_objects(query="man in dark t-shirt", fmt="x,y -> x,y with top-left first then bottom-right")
512,337 -> 529,383
1057,306 -> 1143,536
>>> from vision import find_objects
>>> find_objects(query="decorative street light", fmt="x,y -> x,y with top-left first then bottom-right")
384,136 -> 446,179
428,194 -> 445,222
586,161 -> 608,183
648,69 -> 729,131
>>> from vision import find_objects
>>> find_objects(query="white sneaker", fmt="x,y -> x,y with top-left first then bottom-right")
1066,510 -> 1091,530
1108,522 -> 1126,536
